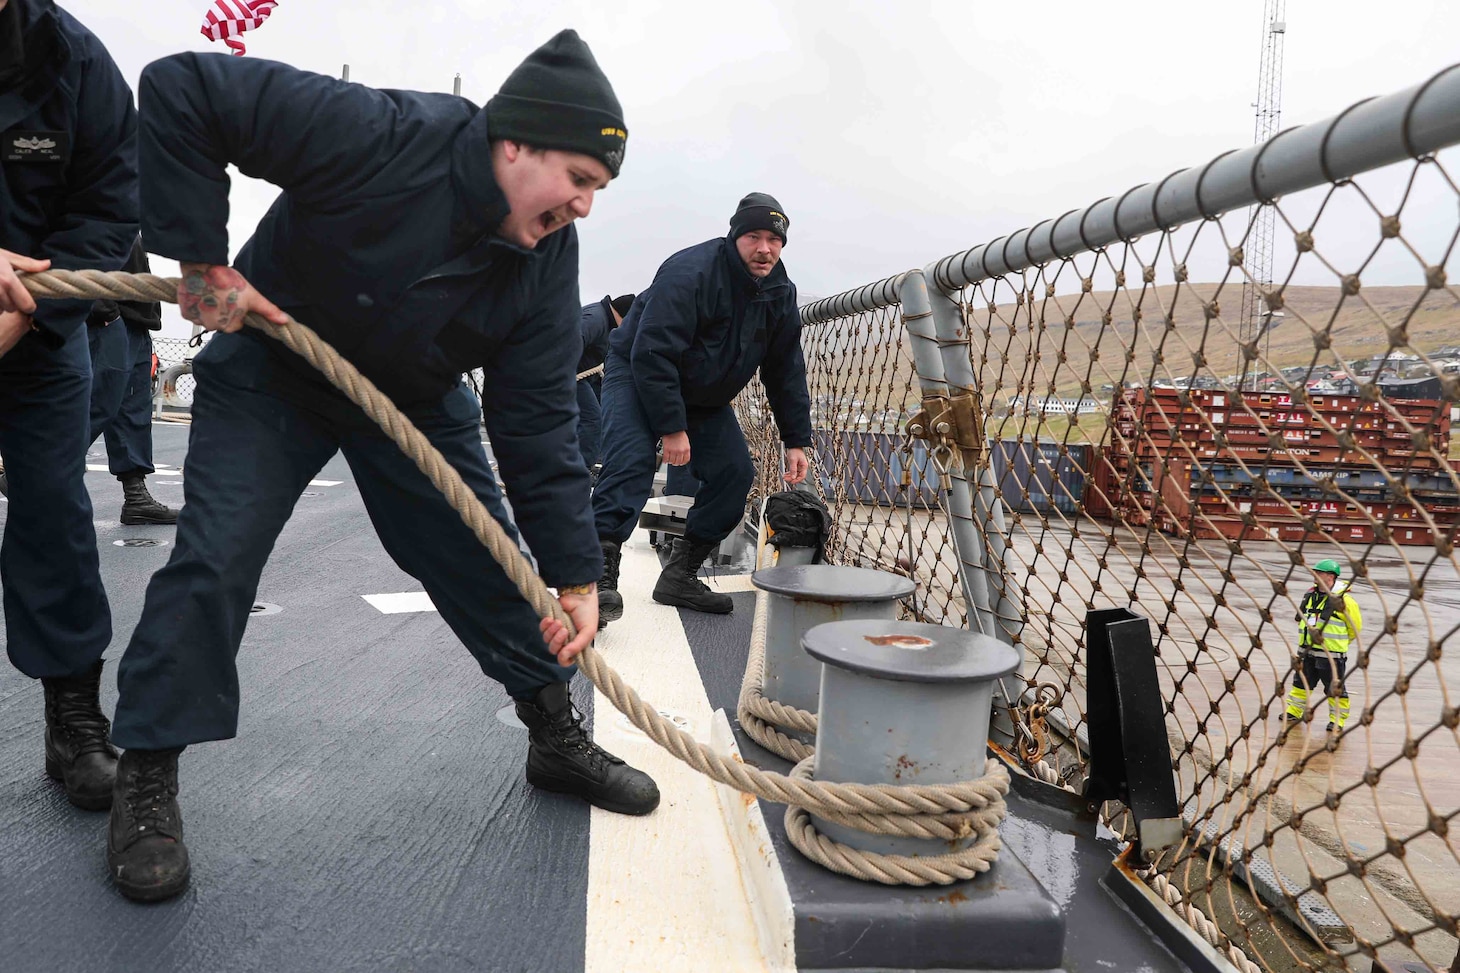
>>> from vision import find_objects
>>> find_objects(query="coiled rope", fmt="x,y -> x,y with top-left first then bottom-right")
22,267 -> 1007,885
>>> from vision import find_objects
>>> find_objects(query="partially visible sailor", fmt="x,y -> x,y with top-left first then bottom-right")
0,0 -> 139,814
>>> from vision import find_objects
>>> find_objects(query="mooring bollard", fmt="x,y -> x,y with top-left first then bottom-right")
771,544 -> 818,568
803,618 -> 1021,857
751,566 -> 915,737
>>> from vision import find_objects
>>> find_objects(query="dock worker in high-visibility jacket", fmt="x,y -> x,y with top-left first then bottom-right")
1284,558 -> 1362,733
103,30 -> 659,904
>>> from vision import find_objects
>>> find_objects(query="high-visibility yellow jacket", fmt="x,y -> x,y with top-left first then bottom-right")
1299,582 -> 1362,655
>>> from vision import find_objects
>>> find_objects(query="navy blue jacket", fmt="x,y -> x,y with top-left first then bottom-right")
0,0 -> 138,344
137,53 -> 598,585
610,235 -> 811,446
577,296 -> 614,374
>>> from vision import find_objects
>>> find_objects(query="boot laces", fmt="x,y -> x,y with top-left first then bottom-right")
600,550 -> 621,590
545,705 -> 619,774
51,684 -> 114,758
126,760 -> 178,837
681,541 -> 716,592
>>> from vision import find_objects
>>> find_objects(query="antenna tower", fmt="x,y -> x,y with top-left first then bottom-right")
1239,0 -> 1286,375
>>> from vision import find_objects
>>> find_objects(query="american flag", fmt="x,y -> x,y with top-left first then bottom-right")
199,0 -> 280,56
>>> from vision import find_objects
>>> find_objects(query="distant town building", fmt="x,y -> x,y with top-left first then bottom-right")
1007,395 -> 1105,416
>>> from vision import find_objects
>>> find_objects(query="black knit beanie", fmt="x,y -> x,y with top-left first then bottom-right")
486,30 -> 627,178
729,192 -> 789,245
610,293 -> 636,318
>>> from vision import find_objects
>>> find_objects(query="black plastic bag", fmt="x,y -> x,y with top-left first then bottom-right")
764,489 -> 831,563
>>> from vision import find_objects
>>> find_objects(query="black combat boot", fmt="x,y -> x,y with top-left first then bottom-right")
42,659 -> 119,810
515,682 -> 660,816
107,747 -> 190,902
119,472 -> 179,525
597,539 -> 623,628
652,535 -> 732,614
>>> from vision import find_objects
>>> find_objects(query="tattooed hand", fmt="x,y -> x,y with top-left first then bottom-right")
177,262 -> 289,333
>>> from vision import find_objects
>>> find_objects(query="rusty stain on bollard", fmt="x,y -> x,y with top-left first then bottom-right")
864,634 -> 933,648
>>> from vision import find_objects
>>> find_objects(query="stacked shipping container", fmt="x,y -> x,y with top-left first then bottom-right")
1093,387 -> 1460,547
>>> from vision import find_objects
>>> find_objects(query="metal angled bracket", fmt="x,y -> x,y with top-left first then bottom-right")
1082,607 -> 1182,863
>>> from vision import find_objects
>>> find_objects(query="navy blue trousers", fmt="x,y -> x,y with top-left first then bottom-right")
111,332 -> 574,750
576,378 -> 602,469
591,352 -> 752,546
664,463 -> 700,499
88,321 -> 156,475
0,327 -> 111,678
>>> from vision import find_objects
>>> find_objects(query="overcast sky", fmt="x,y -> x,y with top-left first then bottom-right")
67,0 -> 1460,335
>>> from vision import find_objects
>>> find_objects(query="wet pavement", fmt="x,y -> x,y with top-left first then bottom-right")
1002,518 -> 1460,971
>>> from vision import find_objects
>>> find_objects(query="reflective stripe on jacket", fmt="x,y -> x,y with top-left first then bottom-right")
1299,583 -> 1361,655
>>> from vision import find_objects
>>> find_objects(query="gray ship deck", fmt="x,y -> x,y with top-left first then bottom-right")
0,421 -> 1224,972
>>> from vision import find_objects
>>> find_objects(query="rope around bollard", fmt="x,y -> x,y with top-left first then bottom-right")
737,583 -> 817,763
21,267 -> 1010,884
734,543 -> 1009,882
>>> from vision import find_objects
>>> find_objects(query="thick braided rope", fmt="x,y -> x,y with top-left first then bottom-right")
736,582 -> 816,763
575,363 -> 603,381
785,756 -> 1008,885
1136,866 -> 1264,973
22,268 -> 1011,875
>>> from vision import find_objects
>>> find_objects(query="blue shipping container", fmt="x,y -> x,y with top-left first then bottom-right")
810,431 -> 1091,515
812,430 -> 940,508
989,440 -> 1091,516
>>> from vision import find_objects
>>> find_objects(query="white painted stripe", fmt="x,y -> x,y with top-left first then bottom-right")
308,479 -> 343,487
585,532 -> 774,972
361,592 -> 437,614
709,709 -> 796,968
87,464 -> 181,476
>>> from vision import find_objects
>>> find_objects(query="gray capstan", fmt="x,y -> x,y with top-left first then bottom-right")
802,618 -> 1020,684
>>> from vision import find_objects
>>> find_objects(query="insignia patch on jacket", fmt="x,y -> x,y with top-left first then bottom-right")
3,130 -> 70,163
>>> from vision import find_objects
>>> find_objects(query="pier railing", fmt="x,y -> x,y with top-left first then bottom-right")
736,63 -> 1460,973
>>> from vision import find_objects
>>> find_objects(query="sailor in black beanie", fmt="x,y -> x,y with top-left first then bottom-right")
101,29 -> 658,903
591,194 -> 812,622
